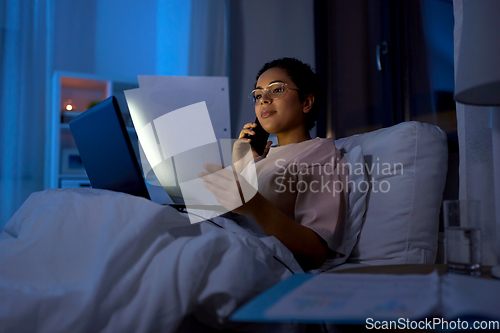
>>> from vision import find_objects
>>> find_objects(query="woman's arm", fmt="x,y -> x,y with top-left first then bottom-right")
199,164 -> 328,270
240,192 -> 328,270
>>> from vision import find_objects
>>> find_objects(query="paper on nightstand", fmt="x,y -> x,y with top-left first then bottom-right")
265,271 -> 440,322
441,274 -> 500,320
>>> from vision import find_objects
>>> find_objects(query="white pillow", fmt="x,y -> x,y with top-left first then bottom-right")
314,145 -> 368,270
334,121 -> 448,265
342,145 -> 368,259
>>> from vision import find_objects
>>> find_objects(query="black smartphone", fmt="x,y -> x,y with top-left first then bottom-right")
246,118 -> 269,156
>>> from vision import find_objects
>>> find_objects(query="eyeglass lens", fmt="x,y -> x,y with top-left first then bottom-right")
251,83 -> 286,105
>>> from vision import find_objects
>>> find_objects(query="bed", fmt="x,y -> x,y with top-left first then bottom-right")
0,121 -> 448,332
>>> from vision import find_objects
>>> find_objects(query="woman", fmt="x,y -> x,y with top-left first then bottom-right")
0,59 -> 348,332
200,58 -> 348,271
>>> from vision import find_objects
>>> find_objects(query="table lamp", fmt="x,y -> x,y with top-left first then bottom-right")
454,0 -> 500,278
454,0 -> 500,106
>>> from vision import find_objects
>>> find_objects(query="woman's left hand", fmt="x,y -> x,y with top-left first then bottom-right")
198,163 -> 259,215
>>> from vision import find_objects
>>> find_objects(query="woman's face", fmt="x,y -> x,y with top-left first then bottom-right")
254,67 -> 309,135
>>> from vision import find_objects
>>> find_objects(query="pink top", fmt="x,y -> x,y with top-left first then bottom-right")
253,137 -> 348,256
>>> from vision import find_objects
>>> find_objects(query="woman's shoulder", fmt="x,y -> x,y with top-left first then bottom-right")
263,137 -> 342,166
311,137 -> 337,149
288,137 -> 341,165
299,137 -> 338,154
269,137 -> 336,153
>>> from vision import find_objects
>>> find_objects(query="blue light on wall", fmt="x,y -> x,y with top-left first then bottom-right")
94,0 -> 192,79
157,0 -> 191,76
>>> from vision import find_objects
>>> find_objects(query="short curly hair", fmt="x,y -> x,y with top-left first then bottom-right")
255,58 -> 323,131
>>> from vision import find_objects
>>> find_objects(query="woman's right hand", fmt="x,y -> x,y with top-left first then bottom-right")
233,123 -> 259,172
237,122 -> 272,159
232,122 -> 270,173
239,122 -> 257,142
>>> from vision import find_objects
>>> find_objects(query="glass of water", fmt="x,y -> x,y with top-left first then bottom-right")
443,200 -> 482,275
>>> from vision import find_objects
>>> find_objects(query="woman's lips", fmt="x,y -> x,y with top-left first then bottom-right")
261,110 -> 276,118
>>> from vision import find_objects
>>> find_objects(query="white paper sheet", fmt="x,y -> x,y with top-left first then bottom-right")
265,271 -> 440,322
442,274 -> 500,320
136,75 -> 231,140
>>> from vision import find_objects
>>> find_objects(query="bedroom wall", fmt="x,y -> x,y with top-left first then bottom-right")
94,0 -> 192,78
53,0 -> 191,78
95,0 -> 158,79
53,0 -> 97,73
53,0 -> 316,137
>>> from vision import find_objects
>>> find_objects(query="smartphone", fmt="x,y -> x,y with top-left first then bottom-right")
246,118 -> 269,156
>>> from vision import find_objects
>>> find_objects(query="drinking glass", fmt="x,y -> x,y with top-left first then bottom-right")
444,200 -> 482,275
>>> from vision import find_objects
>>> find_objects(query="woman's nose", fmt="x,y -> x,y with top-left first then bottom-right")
260,92 -> 272,104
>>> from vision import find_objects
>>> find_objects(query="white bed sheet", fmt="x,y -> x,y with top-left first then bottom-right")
0,188 -> 302,332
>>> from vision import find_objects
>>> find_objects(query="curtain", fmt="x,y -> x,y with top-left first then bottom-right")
454,0 -> 499,265
0,0 -> 50,229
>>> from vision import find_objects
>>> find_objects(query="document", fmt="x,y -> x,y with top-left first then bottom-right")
442,274 -> 500,320
265,272 -> 440,322
232,271 -> 500,324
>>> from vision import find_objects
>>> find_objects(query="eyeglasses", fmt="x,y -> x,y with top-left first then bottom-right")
248,82 -> 299,106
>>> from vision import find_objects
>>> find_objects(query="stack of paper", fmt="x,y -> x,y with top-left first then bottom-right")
232,271 -> 500,324
123,76 -> 257,223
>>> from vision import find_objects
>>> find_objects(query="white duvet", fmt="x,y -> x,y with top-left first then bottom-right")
0,189 -> 302,332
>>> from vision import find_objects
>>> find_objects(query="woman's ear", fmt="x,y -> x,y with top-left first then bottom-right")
303,93 -> 315,114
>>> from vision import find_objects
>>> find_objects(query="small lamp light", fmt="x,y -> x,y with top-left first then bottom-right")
65,99 -> 73,111
454,0 -> 500,106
